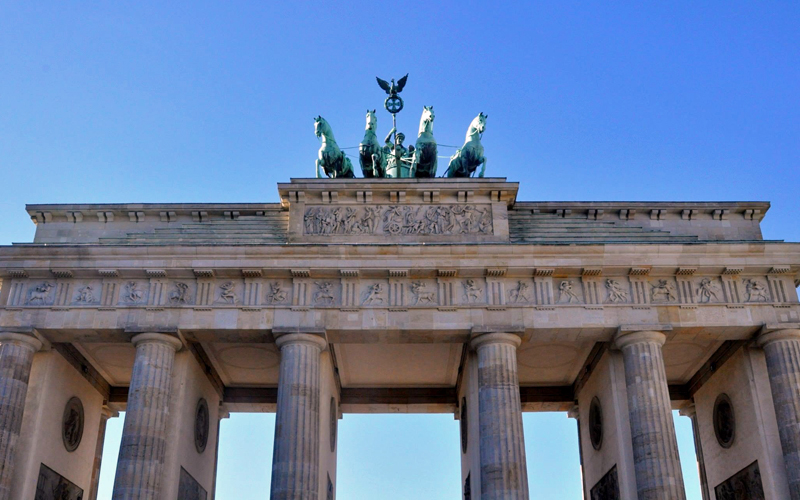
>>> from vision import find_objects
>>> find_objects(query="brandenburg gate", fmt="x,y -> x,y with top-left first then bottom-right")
1,177 -> 799,499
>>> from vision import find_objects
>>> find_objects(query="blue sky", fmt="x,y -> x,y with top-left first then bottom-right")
2,1 -> 798,499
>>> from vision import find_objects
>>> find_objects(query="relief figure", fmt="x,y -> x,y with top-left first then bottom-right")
411,281 -> 436,305
558,280 -> 580,303
696,278 -> 721,303
605,279 -> 628,303
28,282 -> 54,304
76,285 -> 95,303
267,282 -> 288,304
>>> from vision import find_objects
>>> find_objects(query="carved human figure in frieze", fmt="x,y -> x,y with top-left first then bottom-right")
28,282 -> 54,304
743,279 -> 769,302
267,282 -> 288,304
650,279 -> 677,302
558,280 -> 580,303
219,282 -> 237,304
304,205 -> 492,236
362,283 -> 385,305
410,281 -> 436,305
696,278 -> 721,303
509,281 -> 532,304
169,282 -> 190,304
314,282 -> 335,305
125,281 -> 145,303
605,279 -> 628,303
76,285 -> 95,303
463,279 -> 483,303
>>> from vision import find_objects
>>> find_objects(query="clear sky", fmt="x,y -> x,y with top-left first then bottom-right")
1,1 -> 798,499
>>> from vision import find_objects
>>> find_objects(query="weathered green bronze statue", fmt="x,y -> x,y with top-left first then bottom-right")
359,110 -> 385,178
316,75 -> 489,179
412,105 -> 437,178
445,112 -> 487,178
315,116 -> 355,179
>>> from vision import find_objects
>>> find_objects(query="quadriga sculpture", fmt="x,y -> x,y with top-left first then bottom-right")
315,116 -> 355,179
358,110 -> 385,178
412,106 -> 437,178
445,112 -> 487,178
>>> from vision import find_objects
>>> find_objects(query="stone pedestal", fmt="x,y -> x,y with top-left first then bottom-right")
469,332 -> 528,500
270,332 -> 327,500
0,331 -> 41,500
112,333 -> 182,500
758,328 -> 800,499
614,330 -> 686,500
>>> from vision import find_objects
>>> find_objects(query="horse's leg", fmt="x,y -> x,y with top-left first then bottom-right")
479,157 -> 487,178
316,159 -> 322,178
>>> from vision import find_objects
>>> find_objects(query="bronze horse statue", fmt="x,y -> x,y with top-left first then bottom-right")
315,116 -> 355,179
445,113 -> 487,178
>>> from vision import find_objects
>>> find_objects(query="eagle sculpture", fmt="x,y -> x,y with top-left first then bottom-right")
376,74 -> 408,96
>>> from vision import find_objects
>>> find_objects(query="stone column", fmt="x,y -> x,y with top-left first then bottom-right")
614,330 -> 686,500
469,332 -> 529,500
678,404 -> 709,500
88,406 -> 118,500
0,331 -> 42,500
112,333 -> 182,500
270,333 -> 327,500
567,405 -> 587,496
757,328 -> 800,499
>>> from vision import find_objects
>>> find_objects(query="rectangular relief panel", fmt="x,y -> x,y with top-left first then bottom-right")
178,467 -> 208,500
714,461 -> 764,500
35,463 -> 83,500
590,465 -> 620,500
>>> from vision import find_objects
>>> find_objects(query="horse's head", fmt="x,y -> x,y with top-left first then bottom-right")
419,105 -> 435,135
314,116 -> 331,140
365,109 -> 377,131
470,112 -> 487,135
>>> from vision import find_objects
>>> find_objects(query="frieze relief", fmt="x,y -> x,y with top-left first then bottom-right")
5,273 -> 796,309
303,204 -> 493,236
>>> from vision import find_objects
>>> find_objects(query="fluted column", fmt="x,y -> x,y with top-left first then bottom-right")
88,406 -> 118,500
270,333 -> 327,500
615,330 -> 685,500
678,404 -> 709,500
0,331 -> 42,500
112,333 -> 182,500
470,332 -> 529,500
758,328 -> 800,499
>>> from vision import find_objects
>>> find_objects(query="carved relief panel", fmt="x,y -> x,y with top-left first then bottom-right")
303,204 -> 493,236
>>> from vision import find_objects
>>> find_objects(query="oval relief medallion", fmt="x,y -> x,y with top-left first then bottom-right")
195,398 -> 210,453
460,398 -> 468,454
713,393 -> 735,448
589,397 -> 603,451
62,397 -> 84,452
330,397 -> 338,452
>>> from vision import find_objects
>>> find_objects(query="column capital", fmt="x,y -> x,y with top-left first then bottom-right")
131,332 -> 182,351
757,326 -> 800,347
613,329 -> 668,350
470,331 -> 522,351
100,406 -> 119,420
678,402 -> 697,418
0,331 -> 43,352
274,332 -> 327,351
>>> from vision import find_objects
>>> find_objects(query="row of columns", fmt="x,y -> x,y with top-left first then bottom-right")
0,327 -> 798,499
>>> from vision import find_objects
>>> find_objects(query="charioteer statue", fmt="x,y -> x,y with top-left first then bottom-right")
317,74 -> 487,179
